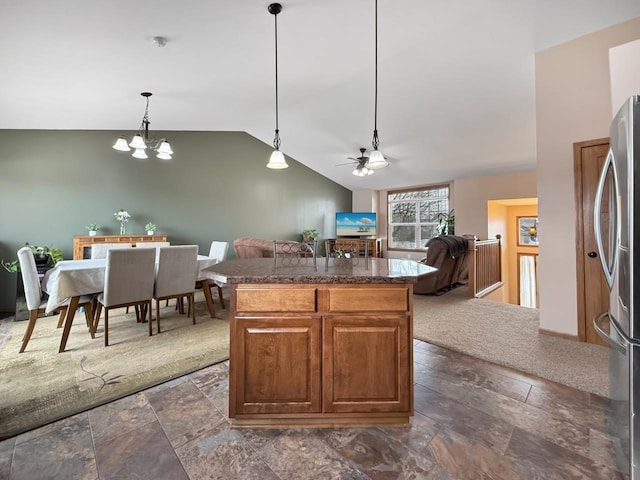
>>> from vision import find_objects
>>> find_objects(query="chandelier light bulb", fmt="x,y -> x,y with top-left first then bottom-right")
112,137 -> 131,151
157,140 -> 173,155
129,135 -> 146,150
366,149 -> 388,169
267,149 -> 288,169
132,148 -> 148,160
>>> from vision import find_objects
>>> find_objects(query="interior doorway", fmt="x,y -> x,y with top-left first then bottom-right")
518,253 -> 538,308
487,199 -> 539,307
573,138 -> 610,346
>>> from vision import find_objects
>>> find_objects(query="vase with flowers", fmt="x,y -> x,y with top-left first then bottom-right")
114,209 -> 131,235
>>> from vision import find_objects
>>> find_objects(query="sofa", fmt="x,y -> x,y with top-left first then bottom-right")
414,235 -> 470,295
233,238 -> 276,258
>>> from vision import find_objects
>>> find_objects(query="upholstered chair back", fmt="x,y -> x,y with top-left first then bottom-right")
17,247 -> 42,311
102,248 -> 155,307
208,241 -> 229,262
91,243 -> 133,259
154,245 -> 198,298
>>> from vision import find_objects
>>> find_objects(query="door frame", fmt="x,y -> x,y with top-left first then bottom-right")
573,137 -> 609,342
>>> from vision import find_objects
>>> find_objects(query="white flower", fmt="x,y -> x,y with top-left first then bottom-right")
114,209 -> 131,223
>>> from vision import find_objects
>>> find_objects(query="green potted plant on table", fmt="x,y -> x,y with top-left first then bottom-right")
302,229 -> 319,243
2,243 -> 64,321
2,243 -> 63,273
85,223 -> 101,236
145,223 -> 157,235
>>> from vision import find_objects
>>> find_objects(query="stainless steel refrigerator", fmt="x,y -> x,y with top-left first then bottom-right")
594,94 -> 640,478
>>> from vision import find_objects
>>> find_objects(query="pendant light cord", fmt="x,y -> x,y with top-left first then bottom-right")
372,0 -> 380,150
273,11 -> 281,150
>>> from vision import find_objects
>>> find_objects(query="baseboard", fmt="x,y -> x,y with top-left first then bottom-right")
538,328 -> 578,341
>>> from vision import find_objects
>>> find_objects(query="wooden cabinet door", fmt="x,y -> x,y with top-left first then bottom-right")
322,314 -> 410,413
231,316 -> 321,415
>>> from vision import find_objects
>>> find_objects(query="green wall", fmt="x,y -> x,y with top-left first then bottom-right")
0,130 -> 351,312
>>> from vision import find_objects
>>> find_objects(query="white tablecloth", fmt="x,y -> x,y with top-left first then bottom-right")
43,255 -> 218,313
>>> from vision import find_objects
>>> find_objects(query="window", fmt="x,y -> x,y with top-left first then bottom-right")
388,185 -> 450,249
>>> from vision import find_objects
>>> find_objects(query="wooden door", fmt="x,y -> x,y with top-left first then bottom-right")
574,138 -> 610,345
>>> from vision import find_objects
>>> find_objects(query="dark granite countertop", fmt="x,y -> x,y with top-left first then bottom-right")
200,257 -> 437,284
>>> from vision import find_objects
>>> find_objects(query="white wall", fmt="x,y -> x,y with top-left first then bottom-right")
609,38 -> 640,115
535,16 -> 640,336
454,170 -> 537,239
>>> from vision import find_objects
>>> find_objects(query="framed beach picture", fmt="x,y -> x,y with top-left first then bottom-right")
518,217 -> 539,246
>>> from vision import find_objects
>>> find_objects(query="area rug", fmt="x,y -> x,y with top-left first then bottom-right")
412,286 -> 610,397
0,293 -> 229,440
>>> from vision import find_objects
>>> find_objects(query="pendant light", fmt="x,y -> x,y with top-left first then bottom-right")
112,92 -> 173,161
366,0 -> 389,170
266,3 -> 289,169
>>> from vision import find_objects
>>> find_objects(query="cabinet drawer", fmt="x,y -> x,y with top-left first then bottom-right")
236,287 -> 317,312
327,287 -> 409,312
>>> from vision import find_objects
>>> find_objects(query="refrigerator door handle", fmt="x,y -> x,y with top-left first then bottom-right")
593,311 -> 626,353
593,149 -> 617,289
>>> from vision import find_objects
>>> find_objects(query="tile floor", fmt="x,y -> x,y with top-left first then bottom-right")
0,340 -> 628,480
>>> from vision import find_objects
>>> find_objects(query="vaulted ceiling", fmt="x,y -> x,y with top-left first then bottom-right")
2,1 -> 639,190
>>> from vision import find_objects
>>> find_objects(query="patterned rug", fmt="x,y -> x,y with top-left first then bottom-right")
0,292 -> 229,440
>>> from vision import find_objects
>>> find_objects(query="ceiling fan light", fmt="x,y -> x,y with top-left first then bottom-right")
367,149 -> 388,169
157,140 -> 173,155
352,165 -> 373,177
132,148 -> 148,160
267,149 -> 289,169
112,137 -> 131,151
129,134 -> 146,149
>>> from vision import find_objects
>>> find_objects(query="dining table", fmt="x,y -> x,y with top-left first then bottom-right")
42,254 -> 220,353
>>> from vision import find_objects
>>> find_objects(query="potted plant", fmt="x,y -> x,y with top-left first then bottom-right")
145,223 -> 157,235
302,229 -> 319,243
2,243 -> 64,273
435,209 -> 455,236
85,223 -> 101,236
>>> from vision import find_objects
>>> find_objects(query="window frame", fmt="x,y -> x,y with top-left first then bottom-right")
387,183 -> 451,252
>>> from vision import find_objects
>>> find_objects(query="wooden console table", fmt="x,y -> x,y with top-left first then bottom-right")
326,238 -> 382,257
72,234 -> 168,260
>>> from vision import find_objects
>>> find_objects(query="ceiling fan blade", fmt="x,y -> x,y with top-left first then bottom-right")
335,161 -> 357,166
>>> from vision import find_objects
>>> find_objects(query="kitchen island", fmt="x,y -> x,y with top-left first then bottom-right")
202,256 -> 436,428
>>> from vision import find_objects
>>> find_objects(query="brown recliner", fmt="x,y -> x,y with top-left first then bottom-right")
414,235 -> 469,295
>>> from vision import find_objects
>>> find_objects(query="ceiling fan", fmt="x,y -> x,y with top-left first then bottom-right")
337,148 -> 374,176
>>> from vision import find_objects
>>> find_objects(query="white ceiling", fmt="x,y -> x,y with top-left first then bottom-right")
2,1 -> 639,191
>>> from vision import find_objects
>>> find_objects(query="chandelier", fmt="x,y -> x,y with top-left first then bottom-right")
266,3 -> 288,169
112,92 -> 174,161
366,0 -> 388,170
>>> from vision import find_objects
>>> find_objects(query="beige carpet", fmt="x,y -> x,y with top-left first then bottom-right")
413,285 -> 610,397
0,293 -> 229,440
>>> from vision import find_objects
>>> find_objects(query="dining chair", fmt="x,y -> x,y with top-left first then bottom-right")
153,245 -> 199,334
199,240 -> 229,316
273,239 -> 317,267
132,242 -> 172,310
136,241 -> 170,256
17,247 -> 95,353
90,243 -> 133,259
93,248 -> 156,346
324,239 -> 368,269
